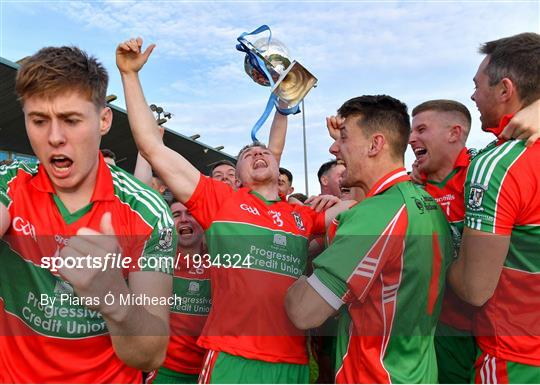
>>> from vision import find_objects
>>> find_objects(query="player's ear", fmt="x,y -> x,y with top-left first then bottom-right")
100,106 -> 113,136
368,134 -> 385,156
320,175 -> 328,187
499,78 -> 516,103
448,125 -> 462,143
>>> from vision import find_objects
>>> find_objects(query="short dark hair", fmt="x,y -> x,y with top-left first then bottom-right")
338,95 -> 410,161
288,193 -> 308,203
15,46 -> 108,108
210,159 -> 236,175
412,99 -> 471,127
279,167 -> 293,184
317,160 -> 339,183
480,32 -> 540,106
101,148 -> 116,161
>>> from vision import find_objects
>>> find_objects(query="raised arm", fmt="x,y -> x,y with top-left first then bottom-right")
267,105 -> 288,165
133,152 -> 153,186
133,126 -> 164,186
117,37 -> 199,203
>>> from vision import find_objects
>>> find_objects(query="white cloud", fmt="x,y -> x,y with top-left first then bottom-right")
4,0 -> 538,194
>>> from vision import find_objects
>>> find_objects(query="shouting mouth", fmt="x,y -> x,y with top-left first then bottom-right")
413,147 -> 428,161
49,155 -> 74,178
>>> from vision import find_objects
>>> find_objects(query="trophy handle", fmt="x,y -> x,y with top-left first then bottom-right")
236,25 -> 280,86
271,61 -> 318,109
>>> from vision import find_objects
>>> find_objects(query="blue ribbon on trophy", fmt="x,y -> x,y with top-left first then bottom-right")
236,25 -> 318,142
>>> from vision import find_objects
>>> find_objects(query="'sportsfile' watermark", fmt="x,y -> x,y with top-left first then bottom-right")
41,252 -> 170,272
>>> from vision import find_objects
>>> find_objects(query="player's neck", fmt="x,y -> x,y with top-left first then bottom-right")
251,182 -> 280,201
361,158 -> 404,196
178,243 -> 203,257
426,146 -> 464,183
54,168 -> 98,214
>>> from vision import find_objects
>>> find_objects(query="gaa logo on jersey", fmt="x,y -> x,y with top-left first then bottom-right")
468,184 -> 486,211
157,227 -> 174,251
292,212 -> 305,231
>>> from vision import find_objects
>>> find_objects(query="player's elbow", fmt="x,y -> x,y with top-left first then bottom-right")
138,143 -> 164,164
463,286 -> 495,307
119,336 -> 168,371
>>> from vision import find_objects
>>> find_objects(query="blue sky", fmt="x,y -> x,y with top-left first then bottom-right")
1,0 -> 538,194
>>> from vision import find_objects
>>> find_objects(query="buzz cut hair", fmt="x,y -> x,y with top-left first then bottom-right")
237,141 -> 269,159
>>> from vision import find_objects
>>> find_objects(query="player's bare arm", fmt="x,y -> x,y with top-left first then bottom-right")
58,212 -> 171,370
285,276 -> 337,330
0,204 -> 10,238
500,98 -> 540,146
133,126 -> 165,186
133,152 -> 153,186
322,199 -> 356,229
267,102 -> 289,165
448,228 -> 510,306
117,37 -> 199,203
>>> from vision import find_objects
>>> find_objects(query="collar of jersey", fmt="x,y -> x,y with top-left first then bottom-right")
31,153 -> 115,202
419,146 -> 471,185
485,113 -> 514,144
366,167 -> 410,198
249,189 -> 281,205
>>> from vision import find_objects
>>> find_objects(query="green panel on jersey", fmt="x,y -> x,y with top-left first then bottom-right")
0,161 -> 38,206
465,141 -> 526,233
505,224 -> 540,273
171,276 -> 211,316
314,181 -> 453,384
0,246 -> 108,338
109,166 -> 174,229
381,183 -> 451,384
206,222 -> 309,278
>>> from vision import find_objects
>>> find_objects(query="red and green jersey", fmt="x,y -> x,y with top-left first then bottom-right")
185,175 -> 326,364
422,147 -> 477,332
309,168 -> 454,383
0,155 -> 176,383
163,250 -> 211,374
464,118 -> 540,366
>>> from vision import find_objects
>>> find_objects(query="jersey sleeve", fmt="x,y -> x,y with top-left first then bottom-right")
131,195 -> 177,275
184,174 -> 235,230
0,161 -> 27,207
293,204 -> 326,236
310,198 -> 407,308
464,142 -> 525,235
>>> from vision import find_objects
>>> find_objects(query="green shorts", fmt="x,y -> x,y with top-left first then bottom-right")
474,350 -> 540,384
199,350 -> 309,384
152,366 -> 199,384
435,322 -> 477,383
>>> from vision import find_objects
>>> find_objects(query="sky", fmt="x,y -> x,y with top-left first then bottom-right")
1,0 -> 538,195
